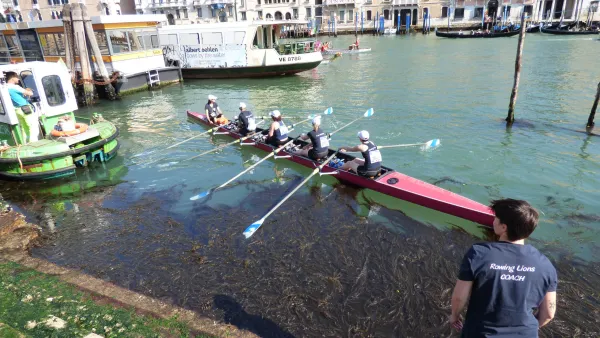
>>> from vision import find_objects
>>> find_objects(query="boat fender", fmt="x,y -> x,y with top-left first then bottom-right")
387,178 -> 399,185
50,123 -> 89,137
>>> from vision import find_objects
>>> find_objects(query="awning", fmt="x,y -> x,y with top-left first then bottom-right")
211,4 -> 225,9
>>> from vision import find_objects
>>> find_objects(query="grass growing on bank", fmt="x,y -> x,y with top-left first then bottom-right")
0,261 -> 209,338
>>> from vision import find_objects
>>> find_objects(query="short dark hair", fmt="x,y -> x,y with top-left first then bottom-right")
5,71 -> 18,81
490,199 -> 539,241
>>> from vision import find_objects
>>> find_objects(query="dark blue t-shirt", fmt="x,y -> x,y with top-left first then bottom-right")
458,242 -> 557,337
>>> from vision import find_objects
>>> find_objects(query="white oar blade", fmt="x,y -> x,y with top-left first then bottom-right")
423,139 -> 441,150
323,107 -> 333,115
363,108 -> 374,117
243,218 -> 265,238
190,189 -> 212,201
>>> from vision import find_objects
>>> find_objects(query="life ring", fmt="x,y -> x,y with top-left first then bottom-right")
51,123 -> 89,137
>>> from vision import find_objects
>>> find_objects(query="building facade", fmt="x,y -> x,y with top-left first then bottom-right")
134,0 -> 318,25
132,0 -> 598,25
0,0 -> 123,23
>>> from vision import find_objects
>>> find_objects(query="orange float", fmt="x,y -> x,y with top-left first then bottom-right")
51,123 -> 89,137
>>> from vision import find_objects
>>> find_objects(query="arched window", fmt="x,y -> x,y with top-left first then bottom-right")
266,13 -> 272,19
274,11 -> 282,20
285,12 -> 291,20
102,4 -> 110,15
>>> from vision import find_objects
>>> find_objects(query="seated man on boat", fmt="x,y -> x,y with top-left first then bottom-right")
236,102 -> 256,136
292,116 -> 329,161
338,130 -> 382,178
6,71 -> 39,143
205,95 -> 228,125
265,110 -> 289,147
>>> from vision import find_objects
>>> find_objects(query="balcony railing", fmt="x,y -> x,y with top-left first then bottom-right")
205,0 -> 233,4
324,0 -> 355,5
392,0 -> 418,5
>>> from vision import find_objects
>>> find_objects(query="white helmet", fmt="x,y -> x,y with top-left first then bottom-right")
312,115 -> 321,125
239,102 -> 246,109
269,110 -> 281,118
208,94 -> 217,100
357,130 -> 369,141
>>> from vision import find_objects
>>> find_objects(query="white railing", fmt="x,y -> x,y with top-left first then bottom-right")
392,0 -> 418,5
205,0 -> 234,4
324,0 -> 355,5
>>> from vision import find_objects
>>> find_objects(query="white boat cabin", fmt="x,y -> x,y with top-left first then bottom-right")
158,20 -> 323,69
0,61 -> 79,146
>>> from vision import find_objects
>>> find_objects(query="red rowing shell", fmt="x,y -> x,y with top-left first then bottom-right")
187,111 -> 495,227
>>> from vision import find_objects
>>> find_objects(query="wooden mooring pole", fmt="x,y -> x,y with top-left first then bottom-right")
586,82 -> 600,128
506,11 -> 527,125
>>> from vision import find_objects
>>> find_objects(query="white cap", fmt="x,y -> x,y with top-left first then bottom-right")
208,94 -> 217,100
239,102 -> 246,109
269,110 -> 281,118
312,115 -> 321,125
357,130 -> 369,141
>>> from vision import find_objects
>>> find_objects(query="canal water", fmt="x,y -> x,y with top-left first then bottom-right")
2,34 -> 600,336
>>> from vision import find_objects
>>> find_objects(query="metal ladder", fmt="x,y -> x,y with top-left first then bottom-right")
148,69 -> 160,87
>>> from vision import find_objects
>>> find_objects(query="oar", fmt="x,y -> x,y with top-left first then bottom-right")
328,108 -> 374,137
189,108 -> 334,200
378,139 -> 441,150
252,107 -> 333,121
242,151 -> 339,239
182,114 -> 316,163
131,126 -> 222,158
190,137 -> 299,201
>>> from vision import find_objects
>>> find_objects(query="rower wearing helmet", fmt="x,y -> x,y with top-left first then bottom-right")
338,130 -> 382,177
266,110 -> 289,147
236,102 -> 256,136
294,115 -> 329,161
205,94 -> 228,125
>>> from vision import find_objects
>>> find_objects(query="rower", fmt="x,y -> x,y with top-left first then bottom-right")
338,130 -> 382,178
205,94 -> 228,125
236,102 -> 256,136
293,115 -> 329,161
265,110 -> 289,147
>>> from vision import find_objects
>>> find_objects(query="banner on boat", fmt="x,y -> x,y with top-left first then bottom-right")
164,44 -> 247,68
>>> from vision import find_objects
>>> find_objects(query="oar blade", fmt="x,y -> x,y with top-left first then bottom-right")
323,107 -> 333,115
190,189 -> 212,201
423,139 -> 441,150
363,108 -> 374,117
243,218 -> 265,239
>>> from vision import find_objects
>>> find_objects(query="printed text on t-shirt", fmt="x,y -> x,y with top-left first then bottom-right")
490,263 -> 536,282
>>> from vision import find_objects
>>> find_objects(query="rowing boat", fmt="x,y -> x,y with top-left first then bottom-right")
435,29 -> 521,38
321,48 -> 372,55
187,111 -> 495,227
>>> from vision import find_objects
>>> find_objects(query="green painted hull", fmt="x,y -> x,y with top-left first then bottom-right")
0,121 -> 120,181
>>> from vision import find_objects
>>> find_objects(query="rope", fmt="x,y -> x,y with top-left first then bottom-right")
16,144 -> 22,170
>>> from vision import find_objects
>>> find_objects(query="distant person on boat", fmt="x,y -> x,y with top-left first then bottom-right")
205,95 -> 228,125
338,130 -> 382,177
266,110 -> 289,147
293,115 -> 329,161
6,71 -> 38,143
449,198 -> 557,337
236,102 -> 256,136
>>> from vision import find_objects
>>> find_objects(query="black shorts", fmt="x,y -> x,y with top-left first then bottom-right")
308,149 -> 328,161
357,165 -> 380,177
267,137 -> 287,147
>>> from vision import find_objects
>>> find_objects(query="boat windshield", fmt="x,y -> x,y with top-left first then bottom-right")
252,22 -> 316,55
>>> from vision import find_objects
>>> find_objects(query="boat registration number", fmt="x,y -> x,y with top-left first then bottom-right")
279,56 -> 302,62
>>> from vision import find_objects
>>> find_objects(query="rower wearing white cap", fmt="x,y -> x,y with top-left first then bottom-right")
236,102 -> 256,136
338,130 -> 382,177
294,115 -> 329,161
266,110 -> 289,147
205,94 -> 228,125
